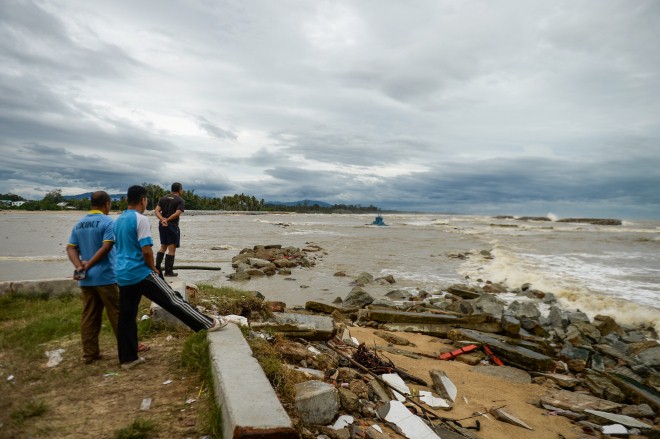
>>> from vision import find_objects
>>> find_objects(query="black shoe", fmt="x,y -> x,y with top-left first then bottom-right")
164,271 -> 178,277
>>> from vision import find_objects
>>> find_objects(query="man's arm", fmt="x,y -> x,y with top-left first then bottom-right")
66,245 -> 84,273
82,241 -> 114,271
165,209 -> 183,222
141,245 -> 158,273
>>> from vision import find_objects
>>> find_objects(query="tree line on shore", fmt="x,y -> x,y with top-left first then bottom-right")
0,185 -> 381,214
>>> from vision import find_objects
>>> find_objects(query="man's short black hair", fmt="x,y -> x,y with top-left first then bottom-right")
127,185 -> 147,205
171,182 -> 182,193
90,191 -> 110,208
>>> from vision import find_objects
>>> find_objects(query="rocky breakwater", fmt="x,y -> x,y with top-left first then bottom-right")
227,243 -> 323,280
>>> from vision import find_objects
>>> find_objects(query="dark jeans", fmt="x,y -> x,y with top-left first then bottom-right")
117,272 -> 213,363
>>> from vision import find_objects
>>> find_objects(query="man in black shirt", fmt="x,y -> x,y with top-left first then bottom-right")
155,182 -> 185,277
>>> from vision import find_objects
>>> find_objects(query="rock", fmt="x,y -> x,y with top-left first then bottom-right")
502,314 -> 521,335
228,271 -> 251,281
584,371 -> 626,403
246,268 -> 266,277
605,372 -> 660,412
567,310 -> 591,324
544,306 -> 568,328
373,330 -> 415,346
306,301 -> 355,315
367,379 -> 392,402
448,328 -> 554,372
572,322 -> 602,343
385,289 -> 411,300
334,271 -> 347,277
635,346 -> 660,368
621,403 -> 655,418
445,300 -> 474,315
273,258 -> 298,268
337,388 -> 359,412
376,275 -> 396,284
473,294 -> 505,317
247,257 -> 274,268
455,352 -> 484,365
533,373 -> 580,389
508,300 -> 540,319
593,315 -> 623,336
353,272 -> 373,287
446,285 -> 481,300
348,379 -> 369,400
277,341 -> 313,363
294,381 -> 339,426
541,389 -> 625,413
343,288 -> 374,308
560,345 -> 591,373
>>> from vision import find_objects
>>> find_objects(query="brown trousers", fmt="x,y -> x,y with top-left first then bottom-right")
80,284 -> 120,361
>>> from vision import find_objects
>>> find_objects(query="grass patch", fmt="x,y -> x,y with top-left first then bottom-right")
10,400 -> 48,424
113,418 -> 157,439
181,331 -> 223,438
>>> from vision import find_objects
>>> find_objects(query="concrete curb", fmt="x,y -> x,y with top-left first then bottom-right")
0,278 -> 80,297
208,323 -> 297,439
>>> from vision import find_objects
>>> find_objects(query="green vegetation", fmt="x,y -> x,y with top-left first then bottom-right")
113,418 -> 158,439
2,184 -> 382,213
10,400 -> 48,424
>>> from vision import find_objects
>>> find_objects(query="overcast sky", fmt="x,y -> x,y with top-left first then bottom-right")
1,0 -> 659,218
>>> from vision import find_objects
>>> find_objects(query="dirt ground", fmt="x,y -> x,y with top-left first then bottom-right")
0,330 -> 214,439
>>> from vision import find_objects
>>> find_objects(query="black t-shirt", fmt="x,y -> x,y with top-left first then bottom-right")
158,194 -> 185,225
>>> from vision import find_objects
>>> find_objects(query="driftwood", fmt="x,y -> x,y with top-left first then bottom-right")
353,343 -> 427,386
172,265 -> 222,271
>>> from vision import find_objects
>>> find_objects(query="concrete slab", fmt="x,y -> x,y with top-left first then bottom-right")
149,280 -> 189,330
208,323 -> 296,439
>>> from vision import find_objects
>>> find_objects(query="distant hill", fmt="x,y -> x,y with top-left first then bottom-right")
64,192 -> 124,201
265,199 -> 332,208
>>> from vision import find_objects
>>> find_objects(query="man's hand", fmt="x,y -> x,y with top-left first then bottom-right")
160,218 -> 168,227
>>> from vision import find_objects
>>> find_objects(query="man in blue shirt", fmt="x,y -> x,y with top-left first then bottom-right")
114,185 -> 227,369
67,191 -> 119,364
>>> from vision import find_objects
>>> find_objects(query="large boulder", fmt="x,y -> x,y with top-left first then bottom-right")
343,287 -> 374,308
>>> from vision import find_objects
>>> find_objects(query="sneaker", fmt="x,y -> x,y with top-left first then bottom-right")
208,316 -> 228,332
121,357 -> 146,369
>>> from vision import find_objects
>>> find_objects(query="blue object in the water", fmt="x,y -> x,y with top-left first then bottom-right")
372,215 -> 387,226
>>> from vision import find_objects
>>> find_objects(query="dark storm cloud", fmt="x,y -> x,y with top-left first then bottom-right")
1,0 -> 659,218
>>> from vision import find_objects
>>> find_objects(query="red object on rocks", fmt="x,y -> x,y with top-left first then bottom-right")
483,345 -> 504,366
439,344 -> 479,360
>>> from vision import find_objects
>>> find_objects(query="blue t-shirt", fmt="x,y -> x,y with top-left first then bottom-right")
67,210 -> 116,287
114,209 -> 154,286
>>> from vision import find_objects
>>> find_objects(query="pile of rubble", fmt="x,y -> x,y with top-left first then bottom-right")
226,243 -> 324,281
239,270 -> 659,438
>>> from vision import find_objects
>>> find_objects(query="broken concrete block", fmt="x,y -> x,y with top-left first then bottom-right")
605,372 -> 660,412
368,379 -> 392,402
381,321 -> 502,337
429,370 -> 457,403
533,373 -> 580,389
601,424 -> 628,436
418,390 -> 451,410
380,373 -> 410,402
376,400 -> 441,439
251,312 -> 335,341
492,408 -> 533,430
447,328 -> 554,372
374,330 -> 415,346
446,285 -> 481,300
471,366 -> 531,385
294,380 -> 339,426
541,389 -> 624,413
584,409 -> 653,429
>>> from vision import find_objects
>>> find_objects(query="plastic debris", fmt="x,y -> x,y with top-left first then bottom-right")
330,415 -> 354,430
140,398 -> 152,410
163,379 -> 173,385
140,314 -> 150,320
102,372 -> 119,377
185,398 -> 197,404
45,349 -> 65,367
307,346 -> 322,355
439,344 -> 478,360
165,335 -> 174,341
372,424 -> 383,434
224,314 -> 248,326
7,375 -> 14,381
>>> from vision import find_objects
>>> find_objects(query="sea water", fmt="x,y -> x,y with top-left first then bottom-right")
1,211 -> 658,328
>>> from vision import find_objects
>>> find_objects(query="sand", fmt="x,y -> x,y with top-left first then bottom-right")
348,326 -> 582,439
